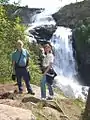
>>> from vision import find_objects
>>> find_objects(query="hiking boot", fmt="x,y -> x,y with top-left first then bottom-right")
46,96 -> 53,100
28,91 -> 35,95
41,98 -> 46,101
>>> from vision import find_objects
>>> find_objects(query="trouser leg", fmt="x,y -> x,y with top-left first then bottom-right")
41,75 -> 46,98
17,76 -> 23,92
15,68 -> 23,92
47,83 -> 54,96
22,68 -> 33,92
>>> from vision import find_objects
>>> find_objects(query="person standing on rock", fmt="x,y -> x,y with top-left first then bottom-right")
12,40 -> 35,95
41,43 -> 56,100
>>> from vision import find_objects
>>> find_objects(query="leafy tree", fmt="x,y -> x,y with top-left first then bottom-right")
0,0 -> 9,4
28,42 -> 42,85
0,6 -> 25,82
0,5 -> 42,85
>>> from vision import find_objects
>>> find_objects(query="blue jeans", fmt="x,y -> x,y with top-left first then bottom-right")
41,75 -> 54,98
15,67 -> 33,93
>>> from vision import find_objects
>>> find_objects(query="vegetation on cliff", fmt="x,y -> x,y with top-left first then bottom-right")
72,19 -> 90,84
72,19 -> 90,120
53,0 -> 90,28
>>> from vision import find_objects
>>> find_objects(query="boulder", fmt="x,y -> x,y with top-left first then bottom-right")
29,25 -> 57,42
0,104 -> 35,120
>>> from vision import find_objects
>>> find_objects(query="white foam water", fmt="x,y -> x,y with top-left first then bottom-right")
51,27 -> 88,100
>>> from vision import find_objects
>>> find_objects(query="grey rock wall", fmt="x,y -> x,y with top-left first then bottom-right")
53,1 -> 90,28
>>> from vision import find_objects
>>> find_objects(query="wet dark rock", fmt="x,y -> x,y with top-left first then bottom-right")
0,92 -> 16,99
22,96 -> 40,103
29,25 -> 57,42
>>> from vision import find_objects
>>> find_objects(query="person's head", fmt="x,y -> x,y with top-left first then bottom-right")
16,40 -> 23,50
44,43 -> 52,54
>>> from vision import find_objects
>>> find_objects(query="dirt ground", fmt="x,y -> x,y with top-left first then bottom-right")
0,83 -> 84,120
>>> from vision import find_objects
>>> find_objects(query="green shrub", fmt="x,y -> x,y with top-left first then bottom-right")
0,6 -> 42,85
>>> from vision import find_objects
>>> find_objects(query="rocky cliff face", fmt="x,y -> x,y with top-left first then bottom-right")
53,0 -> 90,28
52,1 -> 90,85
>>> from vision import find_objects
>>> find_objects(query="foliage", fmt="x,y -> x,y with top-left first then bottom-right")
72,19 -> 90,67
75,23 -> 90,51
29,59 -> 42,86
0,0 -> 9,4
0,5 -> 42,85
73,98 -> 85,109
27,42 -> 42,85
0,6 -> 25,81
74,20 -> 90,53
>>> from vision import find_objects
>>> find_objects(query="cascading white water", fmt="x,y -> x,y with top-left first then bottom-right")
29,9 -> 56,29
51,27 -> 76,78
26,7 -> 88,100
51,27 -> 88,100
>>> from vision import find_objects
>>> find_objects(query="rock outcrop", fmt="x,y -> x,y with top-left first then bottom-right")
0,104 -> 35,120
53,0 -> 90,28
29,25 -> 57,42
0,83 -> 82,120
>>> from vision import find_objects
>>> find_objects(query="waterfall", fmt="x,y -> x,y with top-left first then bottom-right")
26,8 -> 88,100
50,27 -> 88,100
51,27 -> 76,78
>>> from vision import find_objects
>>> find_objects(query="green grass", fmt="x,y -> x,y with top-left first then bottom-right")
73,98 -> 85,109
